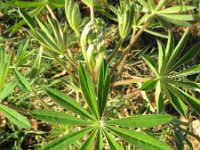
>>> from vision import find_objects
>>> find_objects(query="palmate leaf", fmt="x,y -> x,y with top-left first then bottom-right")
98,59 -> 110,117
0,104 -> 31,129
80,129 -> 97,150
32,110 -> 92,126
103,129 -> 123,150
42,127 -> 93,150
45,88 -> 95,120
79,64 -> 99,119
107,126 -> 172,150
106,114 -> 175,128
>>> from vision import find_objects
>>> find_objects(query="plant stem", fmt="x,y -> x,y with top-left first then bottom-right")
90,6 -> 95,23
111,15 -> 154,75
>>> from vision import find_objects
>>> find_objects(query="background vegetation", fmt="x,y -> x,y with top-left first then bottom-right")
0,0 -> 200,149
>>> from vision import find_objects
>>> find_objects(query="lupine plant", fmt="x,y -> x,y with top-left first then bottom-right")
0,0 -> 200,149
141,30 -> 200,116
32,60 -> 175,149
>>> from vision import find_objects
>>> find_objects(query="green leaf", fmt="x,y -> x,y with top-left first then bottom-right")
32,110 -> 92,126
14,69 -> 32,92
158,16 -> 192,26
0,104 -> 31,129
15,39 -> 29,67
42,127 -> 93,150
140,79 -> 157,91
173,65 -> 200,77
136,0 -> 151,11
80,129 -> 97,150
95,130 -> 103,150
47,16 -> 64,48
170,42 -> 200,72
79,63 -> 99,119
0,81 -> 18,101
107,126 -> 172,150
174,80 -> 200,92
141,55 -> 158,76
178,89 -> 200,115
165,32 -> 174,60
158,14 -> 195,21
158,6 -> 196,14
0,50 -> 11,91
45,88 -> 95,120
165,30 -> 189,72
106,114 -> 175,128
98,59 -> 110,117
157,40 -> 165,74
104,129 -> 123,150
19,9 -> 36,30
35,17 -> 55,43
14,1 -> 45,8
166,85 -> 187,117
155,81 -> 164,113
7,6 -> 44,36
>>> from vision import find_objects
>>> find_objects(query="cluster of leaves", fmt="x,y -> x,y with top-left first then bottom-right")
0,0 -> 200,149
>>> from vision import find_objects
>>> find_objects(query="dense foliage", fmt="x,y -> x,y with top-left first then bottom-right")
0,0 -> 200,149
